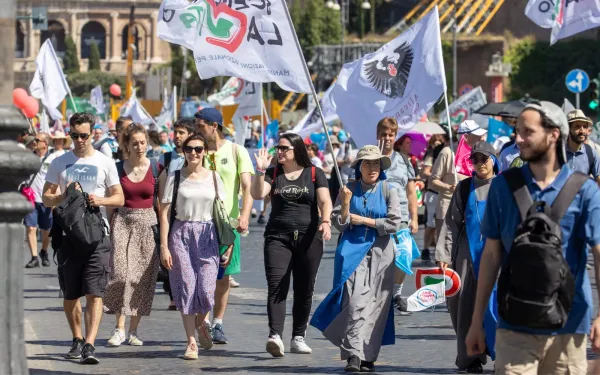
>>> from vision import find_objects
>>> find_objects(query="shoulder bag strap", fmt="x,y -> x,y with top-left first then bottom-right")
27,153 -> 52,186
269,165 -> 278,198
311,166 -> 315,183
233,143 -> 239,175
150,159 -> 160,200
164,151 -> 172,173
459,177 -> 472,213
503,167 -> 533,221
211,169 -> 220,201
116,161 -> 125,180
550,172 -> 589,223
169,170 -> 181,229
584,143 -> 595,176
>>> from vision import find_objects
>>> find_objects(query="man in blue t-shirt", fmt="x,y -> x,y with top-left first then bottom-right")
566,109 -> 600,184
466,101 -> 600,373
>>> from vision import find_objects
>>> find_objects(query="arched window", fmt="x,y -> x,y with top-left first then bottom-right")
81,21 -> 106,59
41,21 -> 66,57
15,22 -> 25,58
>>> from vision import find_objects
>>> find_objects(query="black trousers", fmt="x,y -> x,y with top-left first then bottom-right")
264,229 -> 323,338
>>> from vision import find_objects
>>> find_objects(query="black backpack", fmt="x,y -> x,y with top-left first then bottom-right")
52,182 -> 106,252
497,168 -> 588,330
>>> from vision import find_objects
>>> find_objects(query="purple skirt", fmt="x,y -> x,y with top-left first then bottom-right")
168,219 -> 219,315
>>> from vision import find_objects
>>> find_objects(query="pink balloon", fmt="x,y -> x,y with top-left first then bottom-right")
110,84 -> 122,97
12,88 -> 29,109
22,96 -> 39,118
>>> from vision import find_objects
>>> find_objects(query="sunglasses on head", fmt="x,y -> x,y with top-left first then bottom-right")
70,133 -> 90,141
184,146 -> 204,154
469,154 -> 490,164
275,145 -> 294,152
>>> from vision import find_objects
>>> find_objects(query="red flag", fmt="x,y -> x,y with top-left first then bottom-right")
455,135 -> 473,176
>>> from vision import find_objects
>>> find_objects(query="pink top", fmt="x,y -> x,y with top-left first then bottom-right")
120,167 -> 155,209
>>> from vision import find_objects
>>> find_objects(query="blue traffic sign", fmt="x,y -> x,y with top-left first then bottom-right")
566,69 -> 590,94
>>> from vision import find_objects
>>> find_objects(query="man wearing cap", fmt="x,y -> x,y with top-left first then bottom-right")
466,101 -> 600,373
23,132 -> 66,268
431,120 -> 486,239
566,109 -> 600,184
194,107 -> 254,345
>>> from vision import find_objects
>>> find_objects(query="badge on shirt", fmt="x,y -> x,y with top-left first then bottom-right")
221,158 -> 228,165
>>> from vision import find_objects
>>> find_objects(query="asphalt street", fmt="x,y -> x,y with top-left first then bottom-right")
22,221 -> 599,374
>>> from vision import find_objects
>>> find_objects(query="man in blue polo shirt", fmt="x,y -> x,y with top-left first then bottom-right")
465,101 -> 600,374
566,109 -> 600,184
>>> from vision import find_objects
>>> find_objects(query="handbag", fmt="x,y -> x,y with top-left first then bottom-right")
211,170 -> 236,247
19,153 -> 51,207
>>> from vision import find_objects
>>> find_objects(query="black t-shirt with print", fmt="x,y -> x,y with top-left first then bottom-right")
264,165 -> 329,236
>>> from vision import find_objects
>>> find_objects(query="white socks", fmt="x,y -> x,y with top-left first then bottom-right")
212,318 -> 223,327
393,283 -> 403,298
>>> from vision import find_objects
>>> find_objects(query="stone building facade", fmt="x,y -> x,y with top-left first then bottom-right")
15,0 -> 170,86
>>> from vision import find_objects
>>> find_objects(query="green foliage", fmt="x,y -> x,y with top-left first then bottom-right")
321,8 -> 342,46
166,44 -> 218,98
63,36 -> 80,75
88,42 -> 101,71
505,38 -> 600,105
294,0 -> 342,59
67,71 -> 125,97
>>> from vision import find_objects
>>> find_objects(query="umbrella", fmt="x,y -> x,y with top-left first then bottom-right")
474,100 -> 528,118
409,122 -> 446,135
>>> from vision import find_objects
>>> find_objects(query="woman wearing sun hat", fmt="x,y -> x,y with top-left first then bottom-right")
311,145 -> 403,373
51,131 -> 72,152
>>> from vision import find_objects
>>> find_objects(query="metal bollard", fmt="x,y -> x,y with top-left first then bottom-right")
0,106 -> 40,375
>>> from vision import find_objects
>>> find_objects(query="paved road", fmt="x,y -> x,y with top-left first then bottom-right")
23,222 -> 598,374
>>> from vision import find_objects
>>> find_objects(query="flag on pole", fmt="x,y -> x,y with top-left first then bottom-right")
330,7 -> 446,147
90,86 -> 106,114
39,110 -> 50,134
156,87 -> 174,129
524,0 -> 600,43
29,39 -> 72,120
120,90 -> 155,127
207,77 -> 245,106
406,279 -> 446,312
233,81 -> 262,118
157,0 -> 312,93
290,82 -> 339,139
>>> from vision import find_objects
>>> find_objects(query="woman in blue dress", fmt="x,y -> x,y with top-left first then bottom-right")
311,145 -> 402,373
435,141 -> 499,373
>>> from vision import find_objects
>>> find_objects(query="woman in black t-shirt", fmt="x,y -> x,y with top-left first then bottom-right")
251,132 -> 332,358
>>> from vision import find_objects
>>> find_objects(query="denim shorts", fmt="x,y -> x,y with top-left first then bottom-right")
23,202 -> 53,230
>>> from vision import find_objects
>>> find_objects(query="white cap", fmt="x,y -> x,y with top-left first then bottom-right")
457,120 -> 487,136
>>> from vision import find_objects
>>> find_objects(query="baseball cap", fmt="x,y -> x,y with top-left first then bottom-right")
471,141 -> 496,158
567,109 -> 593,124
457,120 -> 487,136
194,108 -> 230,135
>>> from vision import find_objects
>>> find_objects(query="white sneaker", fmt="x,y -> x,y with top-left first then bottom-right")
266,334 -> 285,357
197,320 -> 213,350
128,331 -> 143,346
290,336 -> 312,354
229,277 -> 240,288
107,328 -> 125,347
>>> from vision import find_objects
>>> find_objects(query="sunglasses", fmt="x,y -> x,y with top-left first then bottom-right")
183,146 -> 204,154
275,145 -> 294,152
70,133 -> 90,141
470,154 -> 490,164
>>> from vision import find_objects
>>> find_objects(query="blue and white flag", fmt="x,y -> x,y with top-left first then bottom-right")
90,85 -> 105,114
331,7 -> 446,147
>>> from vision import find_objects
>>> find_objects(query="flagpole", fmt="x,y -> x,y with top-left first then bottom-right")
443,92 -> 458,182
173,85 -> 178,122
281,0 -> 343,188
259,83 -> 264,148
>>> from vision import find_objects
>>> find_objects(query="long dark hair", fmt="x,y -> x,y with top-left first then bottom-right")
182,133 -> 207,167
279,133 -> 312,168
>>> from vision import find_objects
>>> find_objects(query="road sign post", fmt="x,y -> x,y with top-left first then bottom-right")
566,69 -> 590,110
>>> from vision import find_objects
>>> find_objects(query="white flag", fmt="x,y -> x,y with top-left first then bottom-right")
406,280 -> 446,312
90,85 -> 105,114
157,0 -> 312,93
156,87 -> 174,129
207,77 -> 245,106
29,39 -> 71,120
550,0 -> 600,44
331,7 -> 446,147
233,81 -> 262,118
290,82 -> 338,139
438,86 -> 487,127
121,90 -> 155,127
525,0 -> 554,28
39,110 -> 50,134
562,98 -> 576,114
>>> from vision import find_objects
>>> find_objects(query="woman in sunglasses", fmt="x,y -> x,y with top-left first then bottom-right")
251,133 -> 332,357
435,141 -> 499,374
159,134 -> 227,359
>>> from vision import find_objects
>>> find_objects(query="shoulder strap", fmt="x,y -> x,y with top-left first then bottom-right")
503,168 -> 533,221
501,139 -> 516,153
399,152 -> 410,169
459,177 -> 472,213
27,153 -> 52,186
116,161 -> 125,179
584,143 -> 594,175
164,151 -> 172,173
150,159 -> 160,199
269,165 -> 278,198
311,166 -> 315,183
169,170 -> 181,228
232,143 -> 239,175
382,180 -> 389,204
550,172 -> 589,222
211,170 -> 220,200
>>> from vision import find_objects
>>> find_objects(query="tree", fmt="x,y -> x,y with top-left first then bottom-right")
67,71 -> 125,96
290,0 -> 303,30
298,0 -> 325,59
165,44 -> 218,98
321,8 -> 342,45
88,42 -> 101,71
63,36 -> 80,75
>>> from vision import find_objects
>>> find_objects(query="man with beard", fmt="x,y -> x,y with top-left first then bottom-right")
466,101 -> 600,374
566,109 -> 600,184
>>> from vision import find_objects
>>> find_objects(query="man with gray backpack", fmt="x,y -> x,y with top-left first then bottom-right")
465,101 -> 600,374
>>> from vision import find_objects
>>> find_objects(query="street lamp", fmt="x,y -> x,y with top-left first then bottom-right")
361,0 -> 371,9
326,0 -> 335,8
332,2 -> 341,10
